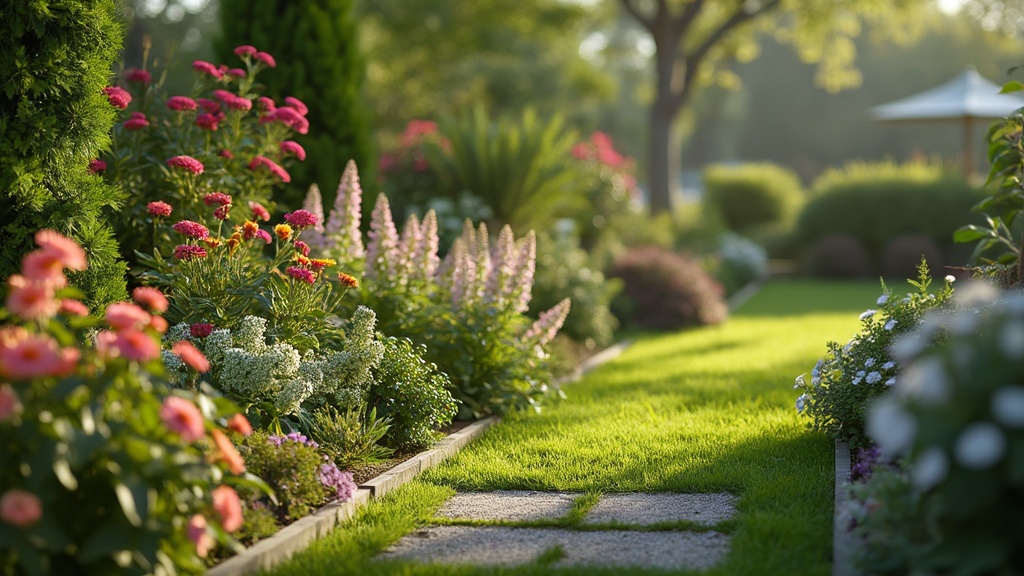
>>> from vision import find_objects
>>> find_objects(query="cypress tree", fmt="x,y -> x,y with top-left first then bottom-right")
217,0 -> 375,211
1,0 -> 128,308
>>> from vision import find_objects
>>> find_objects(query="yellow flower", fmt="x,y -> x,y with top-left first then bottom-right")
274,223 -> 293,241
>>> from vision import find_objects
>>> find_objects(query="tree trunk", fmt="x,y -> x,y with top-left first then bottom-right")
647,95 -> 680,214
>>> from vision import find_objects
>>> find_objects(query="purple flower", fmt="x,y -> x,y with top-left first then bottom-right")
319,462 -> 356,501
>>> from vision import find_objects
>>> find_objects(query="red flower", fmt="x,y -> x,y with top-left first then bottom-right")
249,201 -> 270,222
279,140 -> 306,161
123,112 -> 150,131
233,45 -> 257,57
256,230 -> 272,244
283,96 -> 308,116
88,159 -> 107,173
227,68 -> 246,79
213,205 -> 231,221
211,89 -> 233,102
197,98 -> 221,113
166,155 -> 204,174
293,241 -> 310,256
254,51 -> 276,68
172,220 -> 209,239
203,192 -> 232,207
147,201 -> 172,218
103,86 -> 131,109
223,94 -> 252,111
166,96 -> 198,111
286,266 -> 316,284
219,149 -> 233,159
195,113 -> 219,131
256,96 -> 276,112
173,245 -> 208,261
248,156 -> 291,182
190,323 -> 214,338
192,60 -> 223,79
123,68 -> 152,85
283,209 -> 318,229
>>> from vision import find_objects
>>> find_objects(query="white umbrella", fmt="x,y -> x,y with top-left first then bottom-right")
868,68 -> 1024,175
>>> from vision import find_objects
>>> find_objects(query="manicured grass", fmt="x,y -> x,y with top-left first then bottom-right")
265,279 -> 889,576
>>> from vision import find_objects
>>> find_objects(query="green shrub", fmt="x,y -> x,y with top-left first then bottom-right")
308,405 -> 394,469
796,161 -> 984,275
608,246 -> 728,330
706,231 -> 769,295
237,431 -> 329,522
703,163 -> 805,234
880,235 -> 943,280
0,0 -> 127,309
368,336 -> 458,451
802,234 -> 872,278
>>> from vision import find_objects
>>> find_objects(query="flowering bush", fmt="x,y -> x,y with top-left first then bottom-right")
795,261 -> 954,448
0,231 -> 262,574
707,231 -> 769,296
862,282 -> 1024,574
569,131 -> 643,250
102,45 -> 310,261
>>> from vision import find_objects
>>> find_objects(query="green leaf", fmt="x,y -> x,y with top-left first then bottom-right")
114,482 -> 143,527
1000,81 -> 1024,94
953,225 -> 995,243
52,458 -> 77,490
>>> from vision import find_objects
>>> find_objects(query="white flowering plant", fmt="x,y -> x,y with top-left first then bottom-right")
795,260 -> 954,448
863,282 -> 1024,574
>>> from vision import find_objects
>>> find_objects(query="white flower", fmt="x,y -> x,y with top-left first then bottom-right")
948,311 -> 980,336
865,357 -> 876,368
794,375 -> 806,389
912,447 -> 949,492
877,294 -> 889,306
955,422 -> 1006,469
884,319 -> 897,331
882,361 -> 896,370
953,280 -> 998,309
1000,320 -> 1024,359
898,357 -> 950,405
865,371 -> 882,384
945,275 -> 956,283
860,309 -> 877,321
891,334 -> 926,361
992,386 -> 1024,428
868,398 -> 918,456
796,394 -> 808,413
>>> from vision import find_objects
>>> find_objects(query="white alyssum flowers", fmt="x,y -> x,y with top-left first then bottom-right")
954,422 -> 1006,469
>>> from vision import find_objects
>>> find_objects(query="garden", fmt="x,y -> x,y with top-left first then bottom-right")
4,0 -> 1024,575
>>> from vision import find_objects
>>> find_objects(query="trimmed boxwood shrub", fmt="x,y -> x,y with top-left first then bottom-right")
795,161 -> 985,276
802,234 -> 872,278
880,234 -> 943,280
609,246 -> 728,330
703,163 -> 805,234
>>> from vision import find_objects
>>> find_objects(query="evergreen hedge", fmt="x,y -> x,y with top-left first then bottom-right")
1,0 -> 127,308
703,162 -> 805,234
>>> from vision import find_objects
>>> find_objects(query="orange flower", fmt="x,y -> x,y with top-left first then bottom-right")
274,223 -> 292,241
172,340 -> 209,372
202,237 -> 223,249
187,514 -> 214,558
159,396 -> 205,443
212,485 -> 243,532
337,273 -> 359,289
211,429 -> 245,474
5,275 -> 59,320
226,413 -> 253,436
241,220 -> 260,240
293,254 -> 312,267
309,258 -> 336,271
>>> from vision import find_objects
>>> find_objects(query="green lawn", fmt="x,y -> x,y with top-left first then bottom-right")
264,279 -> 889,576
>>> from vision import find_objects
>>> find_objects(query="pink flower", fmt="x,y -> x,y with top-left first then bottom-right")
173,245 -> 208,261
0,385 -> 22,421
401,119 -> 438,146
212,486 -> 243,532
234,45 -> 257,57
254,51 -> 276,68
227,413 -> 253,436
293,241 -> 310,256
283,96 -> 308,116
211,429 -> 246,474
279,140 -> 306,161
172,340 -> 209,372
218,149 -> 233,159
88,159 -> 107,173
5,275 -> 59,320
0,490 -> 42,528
286,266 -> 316,284
123,111 -> 149,130
213,205 -> 231,221
283,209 -> 318,229
103,86 -> 131,109
262,106 -> 304,130
192,60 -> 223,79
248,156 -> 291,182
98,329 -> 160,362
35,230 -> 87,271
132,287 -> 169,313
203,192 -> 232,207
187,514 -> 214,557
150,315 -> 168,334
190,323 -> 214,338
256,230 -> 272,244
58,299 -> 89,316
0,332 -> 77,379
249,201 -> 270,222
172,220 -> 210,239
223,94 -> 252,111
166,96 -> 198,111
197,98 -> 221,113
105,302 -> 151,330
195,113 -> 220,131
160,396 -> 205,442
123,68 -> 152,84
166,155 -> 204,174
256,96 -> 276,112
378,153 -> 397,172
147,201 -> 172,217
211,89 -> 233,102
227,68 -> 246,79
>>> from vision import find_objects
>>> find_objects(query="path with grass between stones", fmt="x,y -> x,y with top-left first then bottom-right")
265,280 -> 890,576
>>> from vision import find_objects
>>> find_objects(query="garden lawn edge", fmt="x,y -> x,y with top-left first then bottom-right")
833,439 -> 860,576
206,416 -> 499,576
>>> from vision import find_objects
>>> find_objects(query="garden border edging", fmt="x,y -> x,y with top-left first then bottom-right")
206,416 -> 500,576
833,439 -> 860,576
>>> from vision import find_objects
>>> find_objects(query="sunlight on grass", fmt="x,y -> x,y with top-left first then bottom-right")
266,279 -> 888,576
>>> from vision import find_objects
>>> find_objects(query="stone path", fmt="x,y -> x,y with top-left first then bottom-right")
377,490 -> 737,571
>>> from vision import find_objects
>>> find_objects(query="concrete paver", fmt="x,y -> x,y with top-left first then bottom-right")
436,490 -> 580,522
582,492 -> 737,526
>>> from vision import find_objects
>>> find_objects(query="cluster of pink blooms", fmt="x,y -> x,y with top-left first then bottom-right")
123,68 -> 153,85
3,230 -> 87,322
147,201 -> 173,218
283,209 -> 318,229
302,160 -> 365,259
571,131 -> 626,168
102,86 -> 131,109
248,155 -> 291,183
280,140 -> 306,161
88,159 -> 107,173
440,220 -> 536,314
123,111 -> 149,131
166,155 -> 204,175
522,297 -> 572,348
378,119 -> 449,173
166,96 -> 198,112
172,220 -> 210,240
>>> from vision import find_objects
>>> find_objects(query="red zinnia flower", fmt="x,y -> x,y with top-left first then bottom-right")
147,201 -> 172,218
190,323 -> 214,338
197,98 -> 221,113
195,113 -> 219,131
223,94 -> 252,112
203,192 -> 232,207
279,140 -> 306,161
283,209 -> 318,229
173,245 -> 208,261
254,52 -> 276,68
103,86 -> 131,109
123,112 -> 150,130
167,155 -> 204,174
166,96 -> 198,111
211,89 -> 233,102
192,60 -> 223,79
88,159 -> 107,173
172,220 -> 209,239
123,68 -> 152,85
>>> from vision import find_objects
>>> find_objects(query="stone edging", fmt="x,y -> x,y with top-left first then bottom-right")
206,416 -> 500,576
833,439 -> 858,576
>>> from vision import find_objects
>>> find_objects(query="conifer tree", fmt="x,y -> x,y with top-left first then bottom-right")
0,0 -> 128,308
218,0 -> 375,211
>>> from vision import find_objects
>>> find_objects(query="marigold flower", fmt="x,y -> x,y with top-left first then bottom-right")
309,258 -> 335,271
187,514 -> 214,558
212,485 -> 243,532
256,230 -> 272,244
249,201 -> 271,222
0,332 -> 76,379
280,140 -> 306,161
227,68 -> 246,79
274,223 -> 293,241
227,413 -> 253,436
293,254 -> 312,267
192,60 -> 223,79
240,221 -> 259,241
283,96 -> 308,116
132,287 -> 169,313
0,490 -> 42,528
283,209 -> 318,229
226,235 -> 241,253
286,266 -> 316,284
233,45 -> 258,57
172,340 -> 209,372
0,385 -> 21,421
248,155 -> 291,182
172,220 -> 210,239
166,96 -> 198,111
293,240 -> 310,256
88,159 -> 107,173
337,272 -> 359,288
213,205 -> 231,221
58,299 -> 89,316
160,396 -> 205,442
166,155 -> 204,174
254,51 -> 276,68
173,245 -> 208,261
5,275 -> 59,320
211,429 -> 246,474
102,86 -> 131,109
147,201 -> 173,218
190,323 -> 214,338
123,68 -> 152,84
123,111 -> 150,130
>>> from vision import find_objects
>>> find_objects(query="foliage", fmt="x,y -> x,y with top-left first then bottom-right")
102,44 -> 308,263
217,0 -> 375,209
236,431 -> 330,523
705,231 -> 769,296
797,160 -> 984,275
368,336 -> 458,451
702,163 -> 805,234
0,0 -> 127,309
843,457 -> 924,575
880,235 -> 944,280
608,246 -> 728,330
308,405 -> 394,469
568,131 -> 644,250
794,261 -> 954,449
866,282 -> 1024,574
0,231 -> 260,575
802,234 -> 873,278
